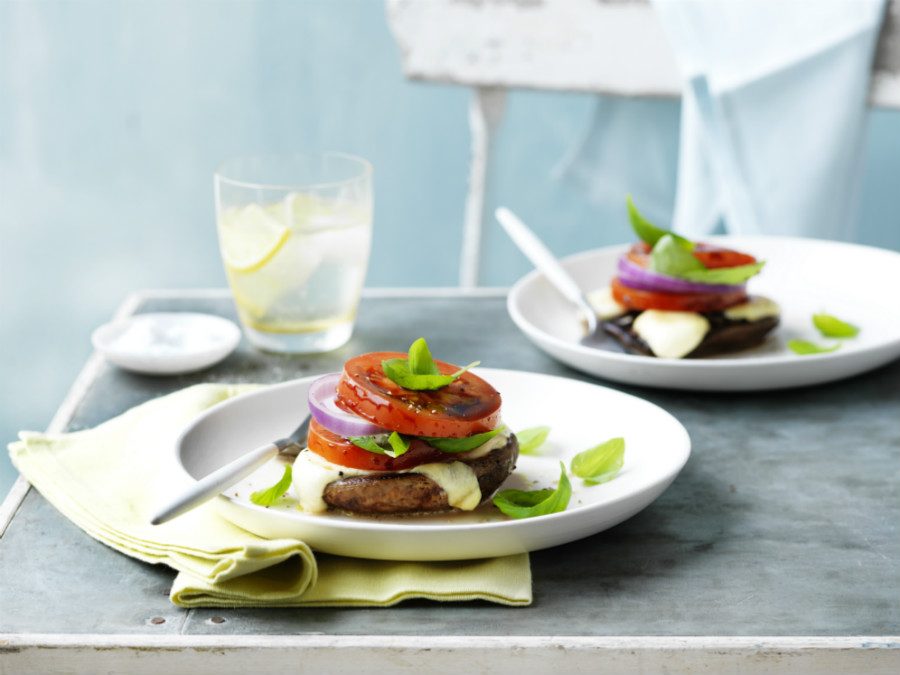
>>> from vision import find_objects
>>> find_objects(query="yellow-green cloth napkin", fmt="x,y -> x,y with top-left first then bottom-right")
8,383 -> 531,608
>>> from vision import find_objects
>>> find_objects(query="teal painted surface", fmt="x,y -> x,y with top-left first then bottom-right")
4,294 -> 900,635
2,0 -> 900,492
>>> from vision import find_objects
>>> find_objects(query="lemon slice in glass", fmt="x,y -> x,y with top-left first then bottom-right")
219,204 -> 290,273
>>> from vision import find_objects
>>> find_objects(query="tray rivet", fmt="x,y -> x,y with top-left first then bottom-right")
149,617 -> 166,625
210,616 -> 226,624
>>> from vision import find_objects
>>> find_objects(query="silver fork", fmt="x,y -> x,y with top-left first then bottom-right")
496,207 -> 607,348
150,415 -> 310,525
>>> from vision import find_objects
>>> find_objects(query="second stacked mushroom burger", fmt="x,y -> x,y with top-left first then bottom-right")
291,339 -> 518,515
590,198 -> 781,359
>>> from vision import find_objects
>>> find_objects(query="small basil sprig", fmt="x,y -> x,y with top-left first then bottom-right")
679,262 -> 766,285
422,426 -> 506,453
382,338 -> 479,391
787,339 -> 841,356
250,465 -> 293,507
492,462 -> 571,519
630,194 -> 765,286
350,427 -> 506,457
813,313 -> 859,338
651,235 -> 765,285
408,335 -> 438,373
349,431 -> 410,457
650,234 -> 703,276
628,195 -> 693,249
388,432 -> 410,456
516,426 -> 550,455
570,437 -> 625,485
789,313 -> 859,356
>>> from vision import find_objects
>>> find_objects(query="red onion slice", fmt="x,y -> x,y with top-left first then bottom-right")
617,256 -> 745,295
308,373 -> 388,437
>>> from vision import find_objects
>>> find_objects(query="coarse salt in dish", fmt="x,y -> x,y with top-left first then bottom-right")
92,312 -> 241,375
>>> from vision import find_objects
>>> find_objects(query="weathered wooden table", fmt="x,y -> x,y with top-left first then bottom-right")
2,289 -> 898,674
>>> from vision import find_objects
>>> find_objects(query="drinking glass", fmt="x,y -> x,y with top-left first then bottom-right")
214,153 -> 372,353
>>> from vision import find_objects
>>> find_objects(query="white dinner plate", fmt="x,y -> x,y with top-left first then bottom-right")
508,236 -> 900,391
174,369 -> 690,561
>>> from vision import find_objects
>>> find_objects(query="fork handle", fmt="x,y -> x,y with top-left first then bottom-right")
496,207 -> 597,333
150,442 -> 281,525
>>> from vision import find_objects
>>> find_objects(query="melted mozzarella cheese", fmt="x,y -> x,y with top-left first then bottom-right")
724,296 -> 780,322
633,310 -> 710,359
587,286 -> 627,320
411,462 -> 481,510
292,450 -> 377,513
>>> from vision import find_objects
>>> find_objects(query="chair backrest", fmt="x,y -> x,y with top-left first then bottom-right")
388,0 -> 900,107
386,0 -> 900,286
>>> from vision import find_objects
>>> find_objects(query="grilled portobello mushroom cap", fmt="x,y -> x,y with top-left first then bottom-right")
323,434 -> 518,515
602,311 -> 779,358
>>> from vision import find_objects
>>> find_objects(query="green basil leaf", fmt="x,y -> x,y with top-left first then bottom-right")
627,195 -> 693,248
423,426 -> 506,453
348,435 -> 389,455
407,337 -> 440,375
250,465 -> 293,507
388,431 -> 410,457
787,339 -> 841,355
516,426 -> 550,455
650,234 -> 705,277
350,432 -> 412,458
650,234 -> 764,285
382,357 -> 480,391
492,462 -> 571,519
632,197 -> 761,286
813,313 -> 859,338
679,261 -> 766,285
571,437 -> 625,486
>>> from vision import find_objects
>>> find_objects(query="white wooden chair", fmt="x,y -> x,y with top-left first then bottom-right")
387,0 -> 900,286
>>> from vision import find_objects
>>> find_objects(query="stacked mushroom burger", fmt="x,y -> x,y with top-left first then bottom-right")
589,198 -> 780,359
292,339 -> 518,515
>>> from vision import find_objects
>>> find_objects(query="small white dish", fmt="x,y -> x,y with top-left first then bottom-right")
173,369 -> 691,561
92,312 -> 241,375
508,236 -> 900,391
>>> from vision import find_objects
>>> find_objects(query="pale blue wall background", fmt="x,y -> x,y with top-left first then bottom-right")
2,0 -> 900,492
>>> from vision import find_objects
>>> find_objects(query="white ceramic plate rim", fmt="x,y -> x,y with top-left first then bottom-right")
508,235 -> 900,368
173,370 -> 691,535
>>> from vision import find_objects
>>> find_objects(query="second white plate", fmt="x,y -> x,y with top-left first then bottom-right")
508,235 -> 900,391
174,369 -> 691,561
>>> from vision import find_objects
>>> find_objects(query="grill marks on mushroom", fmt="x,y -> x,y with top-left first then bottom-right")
322,434 -> 519,515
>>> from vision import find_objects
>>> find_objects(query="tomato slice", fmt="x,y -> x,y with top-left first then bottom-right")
626,241 -> 757,269
307,418 -> 447,471
335,352 -> 502,438
692,243 -> 757,269
611,277 -> 747,313
626,242 -> 653,268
